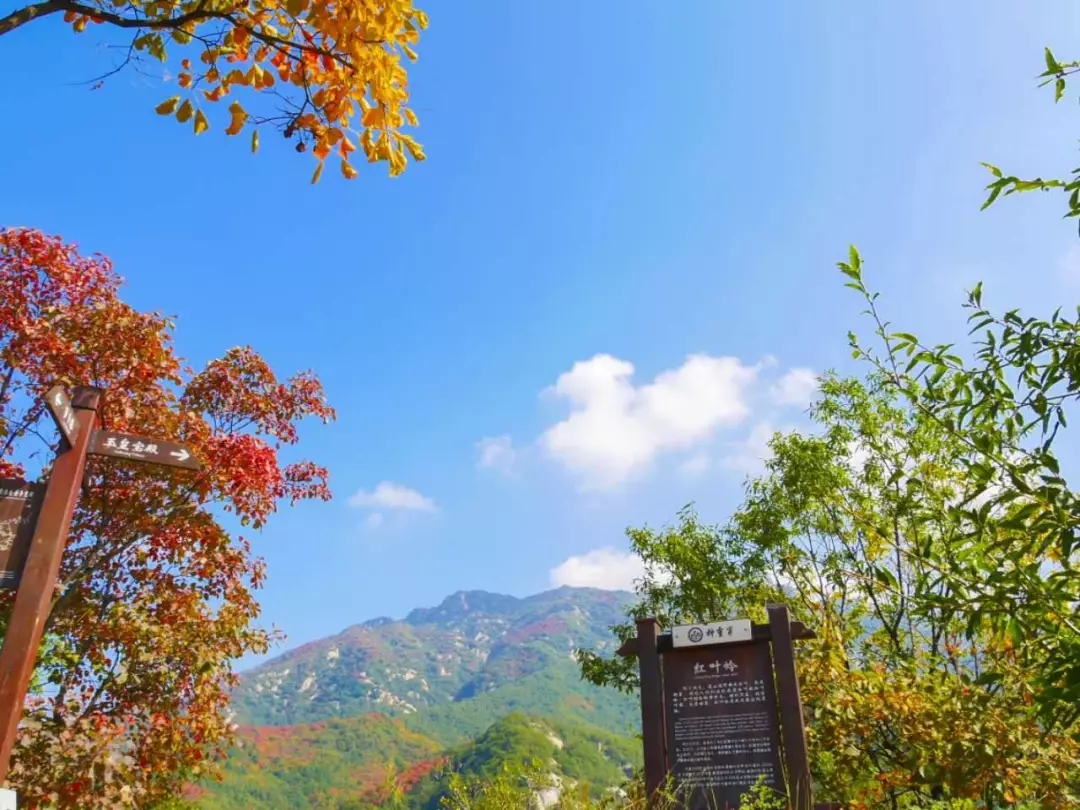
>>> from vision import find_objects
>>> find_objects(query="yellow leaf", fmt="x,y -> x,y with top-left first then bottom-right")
404,109 -> 419,127
285,0 -> 306,15
156,96 -> 180,115
400,135 -> 425,162
193,109 -> 209,135
389,147 -> 406,176
73,16 -> 88,32
361,107 -> 384,127
251,129 -> 260,153
341,160 -> 357,180
225,101 -> 247,135
176,99 -> 194,123
402,44 -> 417,61
311,161 -> 324,184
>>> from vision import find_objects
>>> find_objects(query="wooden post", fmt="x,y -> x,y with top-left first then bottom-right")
634,617 -> 667,804
768,603 -> 812,810
0,386 -> 103,784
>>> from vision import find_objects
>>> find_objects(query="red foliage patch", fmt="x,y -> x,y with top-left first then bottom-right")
502,615 -> 567,645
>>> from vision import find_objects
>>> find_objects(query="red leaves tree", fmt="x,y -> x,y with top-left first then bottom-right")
0,228 -> 335,807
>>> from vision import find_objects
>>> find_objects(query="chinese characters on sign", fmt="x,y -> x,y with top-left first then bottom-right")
673,619 -> 753,648
663,641 -> 784,810
44,386 -> 79,447
0,480 -> 45,590
89,431 -> 201,471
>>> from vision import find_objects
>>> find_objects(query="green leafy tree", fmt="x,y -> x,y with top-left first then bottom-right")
580,374 -> 1080,807
842,248 -> 1080,729
834,45 -> 1080,726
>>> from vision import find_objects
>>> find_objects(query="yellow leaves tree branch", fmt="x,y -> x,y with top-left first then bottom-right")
0,0 -> 428,181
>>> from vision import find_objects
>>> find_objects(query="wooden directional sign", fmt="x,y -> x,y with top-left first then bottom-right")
0,479 -> 45,590
89,431 -> 201,471
44,386 -> 79,447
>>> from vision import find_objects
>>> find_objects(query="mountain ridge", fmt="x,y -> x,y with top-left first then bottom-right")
232,586 -> 636,728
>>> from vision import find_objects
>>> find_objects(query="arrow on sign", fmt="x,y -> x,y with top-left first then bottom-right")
88,431 -> 201,471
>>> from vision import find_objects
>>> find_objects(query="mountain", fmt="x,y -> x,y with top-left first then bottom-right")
196,712 -> 639,810
194,587 -> 643,809
231,586 -> 636,732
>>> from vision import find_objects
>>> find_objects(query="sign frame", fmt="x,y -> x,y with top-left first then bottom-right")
619,606 -> 816,810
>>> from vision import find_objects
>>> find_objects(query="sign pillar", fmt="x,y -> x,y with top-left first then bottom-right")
0,386 -> 104,784
768,604 -> 812,810
634,617 -> 667,804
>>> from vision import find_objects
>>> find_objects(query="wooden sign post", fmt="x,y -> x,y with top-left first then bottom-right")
619,605 -> 816,810
0,385 -> 202,786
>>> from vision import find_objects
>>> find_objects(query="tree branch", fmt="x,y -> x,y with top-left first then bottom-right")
56,0 -> 237,31
0,0 -> 64,37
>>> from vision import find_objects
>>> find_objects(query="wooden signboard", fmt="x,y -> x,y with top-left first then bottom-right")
0,479 -> 45,590
89,430 -> 201,471
44,386 -> 79,448
663,641 -> 784,809
619,605 -> 816,810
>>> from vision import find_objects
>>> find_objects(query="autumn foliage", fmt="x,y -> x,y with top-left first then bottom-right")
0,0 -> 427,181
0,227 -> 335,807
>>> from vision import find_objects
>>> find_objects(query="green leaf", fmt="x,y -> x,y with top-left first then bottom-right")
1046,46 -> 1060,74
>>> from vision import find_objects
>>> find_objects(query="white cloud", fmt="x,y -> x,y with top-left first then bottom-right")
348,481 -> 437,512
770,368 -> 818,407
549,547 -> 644,591
538,353 -> 760,490
476,435 -> 516,474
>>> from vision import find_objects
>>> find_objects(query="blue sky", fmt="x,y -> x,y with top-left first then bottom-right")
3,1 -> 1080,666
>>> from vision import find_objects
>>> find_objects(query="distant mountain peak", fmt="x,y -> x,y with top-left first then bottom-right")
405,589 -> 523,625
233,585 -> 637,729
